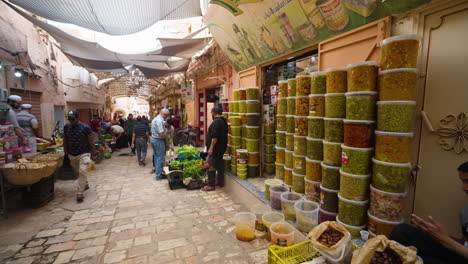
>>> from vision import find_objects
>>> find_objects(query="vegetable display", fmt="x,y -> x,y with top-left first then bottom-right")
341,145 -> 373,175
377,101 -> 416,132
309,94 -> 325,117
308,117 -> 324,139
346,61 -> 379,92
325,93 -> 346,118
310,72 -> 326,94
344,120 -> 375,148
380,34 -> 421,70
176,145 -> 201,160
326,68 -> 347,93
345,92 -> 377,120
379,68 -> 418,101
375,131 -> 413,163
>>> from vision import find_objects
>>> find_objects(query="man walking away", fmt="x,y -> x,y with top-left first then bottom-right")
201,107 -> 228,191
63,110 -> 95,203
6,95 -> 27,146
131,116 -> 149,166
17,104 -> 39,154
151,109 -> 169,180
124,114 -> 136,154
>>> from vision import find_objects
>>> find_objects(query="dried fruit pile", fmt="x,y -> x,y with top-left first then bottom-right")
370,248 -> 403,264
318,227 -> 344,247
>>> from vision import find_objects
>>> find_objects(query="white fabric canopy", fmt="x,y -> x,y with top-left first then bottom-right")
9,0 -> 202,35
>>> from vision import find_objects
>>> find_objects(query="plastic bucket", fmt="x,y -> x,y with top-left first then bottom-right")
246,113 -> 261,126
320,184 -> 339,213
338,193 -> 369,226
372,158 -> 411,193
346,61 -> 379,92
294,200 -> 319,233
307,116 -> 324,138
265,179 -> 283,201
319,208 -> 337,223
294,116 -> 308,136
321,162 -> 341,190
278,80 -> 288,98
292,172 -> 305,194
270,222 -> 295,247
276,130 -> 286,148
230,126 -> 241,137
380,34 -> 421,70
247,165 -> 259,178
275,162 -> 285,180
307,137 -> 323,161
293,154 -> 306,175
278,98 -> 287,115
343,120 -> 375,148
270,185 -> 289,210
305,158 -> 322,182
245,138 -> 260,152
305,179 -> 321,202
285,132 -> 294,151
245,126 -> 260,139
276,147 -> 285,164
293,135 -> 307,156
250,205 -> 270,232
265,153 -> 275,163
375,130 -> 414,163
296,75 -> 311,96
234,212 -> 256,242
239,100 -> 247,113
246,87 -> 260,100
341,144 -> 373,175
324,117 -> 344,143
379,68 -> 418,101
264,134 -> 275,144
287,78 -> 296,97
345,91 -> 377,120
336,216 -> 366,239
265,162 -> 275,174
295,96 -> 309,116
309,94 -> 325,117
264,144 -> 275,154
370,185 -> 406,221
262,211 -> 285,241
367,210 -> 404,238
339,169 -> 370,201
285,150 -> 294,169
248,152 -> 260,165
310,71 -> 326,94
276,115 -> 286,131
323,140 -> 342,167
326,68 -> 347,93
287,97 -> 296,115
280,192 -> 303,220
325,93 -> 346,118
377,101 -> 416,132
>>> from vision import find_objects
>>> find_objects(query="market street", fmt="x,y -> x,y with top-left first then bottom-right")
0,149 -> 269,264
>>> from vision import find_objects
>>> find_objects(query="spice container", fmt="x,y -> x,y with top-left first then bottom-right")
288,78 -> 296,96
278,98 -> 287,115
377,101 -> 416,132
367,211 -> 403,237
248,165 -> 260,178
275,162 -> 285,180
246,87 -> 260,100
276,147 -> 285,164
346,61 -> 379,92
276,130 -> 286,148
265,179 -> 284,200
339,169 -> 370,201
264,143 -> 275,154
270,222 -> 295,247
341,144 -> 373,175
317,0 -> 349,32
278,80 -> 289,98
239,100 -> 247,113
245,139 -> 260,152
320,184 -> 339,213
281,192 -> 302,220
245,126 -> 260,139
306,137 -> 323,161
263,212 -> 285,241
292,172 -> 306,193
370,185 -> 406,221
265,153 -> 275,163
296,75 -> 311,96
295,96 -> 309,116
380,34 -> 421,70
344,120 -> 375,148
379,68 -> 418,101
246,100 -> 260,113
305,179 -> 321,201
248,152 -> 260,165
284,167 -> 293,186
375,130 -> 413,163
310,71 -> 326,94
264,134 -> 275,144
231,126 -> 241,137
326,68 -> 347,93
325,93 -> 346,118
270,185 -> 289,210
336,216 -> 366,239
321,162 -> 340,190
287,97 -> 296,115
293,135 -> 307,156
293,154 -> 306,175
308,116 -> 324,139
345,91 -> 377,120
372,158 -> 411,193
324,117 -> 344,143
233,90 -> 241,101
294,116 -> 308,136
323,140 -> 342,166
295,200 -> 319,233
338,193 -> 369,226
276,115 -> 286,131
230,116 -> 241,126
234,212 -> 256,242
319,208 -> 338,223
286,133 -> 294,151
286,115 -> 295,133
309,94 -> 325,117
306,158 -> 322,181
265,163 -> 275,174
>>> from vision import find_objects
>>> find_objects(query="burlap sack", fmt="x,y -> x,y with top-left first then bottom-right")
308,221 -> 350,253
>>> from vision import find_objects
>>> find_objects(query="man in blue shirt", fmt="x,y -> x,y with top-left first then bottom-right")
151,109 -> 170,180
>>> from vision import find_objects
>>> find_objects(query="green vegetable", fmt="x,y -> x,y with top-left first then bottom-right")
325,94 -> 346,118
308,117 -> 324,138
176,145 -> 200,160
377,102 -> 416,132
182,160 -> 204,179
340,170 -> 370,201
341,145 -> 373,175
338,194 -> 368,226
321,162 -> 340,190
372,159 -> 410,193
346,92 -> 377,120
169,160 -> 184,170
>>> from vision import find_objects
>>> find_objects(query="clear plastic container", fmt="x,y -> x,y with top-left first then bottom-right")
236,149 -> 249,160
270,185 -> 289,210
237,172 -> 247,180
377,101 -> 416,132
264,124 -> 276,134
324,117 -> 344,143
286,115 -> 295,133
341,144 -> 373,175
264,134 -> 275,145
251,205 -> 270,232
308,116 -> 324,139
263,212 -> 285,241
287,97 -> 296,115
346,61 -> 379,92
307,137 -> 323,161
370,185 -> 406,221
276,130 -> 286,148
239,88 -> 247,100
276,115 -> 286,131
276,147 -> 285,164
234,212 -> 256,242
246,100 -> 260,113
379,68 -> 418,101
239,100 -> 247,113
367,210 -> 404,237
245,138 -> 260,152
278,80 -> 289,98
265,163 -> 275,174
232,102 -> 240,113
295,200 -> 319,233
246,113 -> 261,126
372,158 -> 411,193
233,90 -> 241,101
323,140 -> 342,167
286,133 -> 294,151
292,172 -> 305,193
245,126 -> 260,139
336,216 -> 366,239
231,136 -> 242,146
325,93 -> 346,118
281,192 -> 302,220
375,130 -> 413,163
306,158 -> 322,182
321,162 -> 341,190
265,179 -> 284,200
296,75 -> 311,96
264,153 -> 275,163
287,78 -> 296,97
339,169 -> 370,201
338,193 -> 369,226
310,71 -> 326,94
295,96 -> 309,116
320,184 -> 339,213
326,67 -> 347,93
275,162 -> 285,180
293,154 -> 306,175
284,167 -> 293,186
319,208 -> 337,223
309,94 -> 325,117
294,135 -> 307,156
270,222 -> 295,247
230,126 -> 241,137
345,91 -> 377,120
278,98 -> 287,115
344,120 -> 375,148
294,116 -> 308,136
230,116 -> 242,126
305,178 -> 321,202
380,34 -> 421,70
246,87 -> 260,100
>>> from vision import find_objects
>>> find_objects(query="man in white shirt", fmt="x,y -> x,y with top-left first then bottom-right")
151,109 -> 169,180
6,95 -> 27,146
110,125 -> 125,149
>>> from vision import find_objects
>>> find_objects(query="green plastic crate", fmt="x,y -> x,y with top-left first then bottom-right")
268,241 -> 320,264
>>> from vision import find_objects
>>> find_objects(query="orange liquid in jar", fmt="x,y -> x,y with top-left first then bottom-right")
236,224 -> 255,242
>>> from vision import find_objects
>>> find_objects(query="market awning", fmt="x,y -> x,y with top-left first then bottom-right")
7,0 -> 202,35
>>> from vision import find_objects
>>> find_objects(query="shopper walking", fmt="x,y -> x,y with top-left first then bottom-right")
201,107 -> 228,191
131,116 -> 150,166
124,114 -> 136,154
63,110 -> 95,203
151,109 -> 169,180
16,104 -> 39,154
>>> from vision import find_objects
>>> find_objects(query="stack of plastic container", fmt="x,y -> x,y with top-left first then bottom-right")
275,80 -> 288,182
237,149 -> 248,179
337,61 -> 379,238
369,35 -> 420,237
242,87 -> 261,178
229,115 -> 241,175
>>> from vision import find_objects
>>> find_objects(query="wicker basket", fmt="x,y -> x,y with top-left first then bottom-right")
31,153 -> 65,168
2,162 -> 50,185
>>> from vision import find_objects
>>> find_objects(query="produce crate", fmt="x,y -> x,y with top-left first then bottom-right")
168,171 -> 185,190
268,241 -> 320,264
23,174 -> 55,208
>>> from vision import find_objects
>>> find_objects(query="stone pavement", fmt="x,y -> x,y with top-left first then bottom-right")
0,150 -> 270,264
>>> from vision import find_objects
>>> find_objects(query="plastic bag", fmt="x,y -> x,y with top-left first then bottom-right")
308,221 -> 350,254
351,235 -> 420,264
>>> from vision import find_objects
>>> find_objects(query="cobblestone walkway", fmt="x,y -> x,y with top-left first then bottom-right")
0,151 -> 269,264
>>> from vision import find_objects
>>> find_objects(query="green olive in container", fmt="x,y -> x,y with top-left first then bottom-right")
265,163 -> 275,174
229,115 -> 241,126
231,136 -> 242,146
278,80 -> 288,98
296,74 -> 311,96
338,193 -> 369,226
309,94 -> 325,117
380,34 -> 421,70
246,87 -> 260,100
233,90 -> 240,101
246,113 -> 261,126
245,126 -> 260,139
377,101 -> 416,132
339,169 -> 370,201
326,67 -> 347,93
324,117 -> 344,143
285,150 -> 294,169
341,144 -> 373,175
292,172 -> 305,193
276,130 -> 286,148
306,158 -> 322,182
275,162 -> 285,180
288,78 -> 296,96
308,116 -> 324,139
345,91 -> 377,120
346,61 -> 379,92
248,152 -> 260,165
323,140 -> 342,167
285,132 -> 294,151
293,135 -> 307,156
242,138 -> 247,149
265,179 -> 283,200
320,184 -> 339,213
295,96 -> 309,116
379,68 -> 418,101
375,130 -> 413,163
370,185 -> 406,221
287,97 -> 296,115
321,162 -> 340,190
310,71 -> 326,94
246,100 -> 260,113
367,211 -> 403,238
293,154 -> 306,175
276,115 -> 286,131
284,167 -> 293,186
325,93 -> 346,118
232,102 -> 240,113
264,123 -> 276,134
239,100 -> 247,113
336,216 -> 366,239
294,116 -> 308,136
264,134 -> 275,144
230,126 -> 241,137
305,179 -> 321,202
241,126 -> 247,138
306,137 -> 323,161
236,149 -> 249,161
265,153 -> 275,163
245,138 -> 260,152
281,192 -> 303,220
239,114 -> 247,126
372,158 -> 411,193
264,144 -> 275,154
278,98 -> 287,115
286,115 -> 295,133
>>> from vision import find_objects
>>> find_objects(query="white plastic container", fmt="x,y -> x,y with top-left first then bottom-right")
270,221 -> 295,247
280,192 -> 303,220
294,200 -> 319,233
234,212 -> 256,242
336,216 -> 366,239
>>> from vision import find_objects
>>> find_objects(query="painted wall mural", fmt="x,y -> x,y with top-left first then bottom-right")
204,0 -> 432,71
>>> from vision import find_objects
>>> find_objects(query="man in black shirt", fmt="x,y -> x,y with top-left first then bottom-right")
131,116 -> 150,166
201,107 -> 228,191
